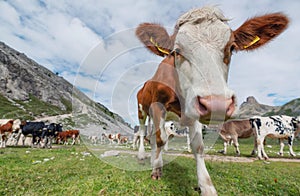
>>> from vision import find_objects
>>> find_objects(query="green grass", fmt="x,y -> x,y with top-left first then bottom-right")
0,94 -> 70,119
1,138 -> 300,195
209,135 -> 300,159
0,94 -> 32,119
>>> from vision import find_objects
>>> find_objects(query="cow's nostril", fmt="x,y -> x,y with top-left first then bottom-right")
197,96 -> 209,115
226,96 -> 235,116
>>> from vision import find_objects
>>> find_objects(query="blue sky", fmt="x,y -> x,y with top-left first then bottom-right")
1,0 -> 300,126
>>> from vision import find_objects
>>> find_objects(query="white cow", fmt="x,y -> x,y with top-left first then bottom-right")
88,135 -> 98,145
250,115 -> 300,160
136,6 -> 288,195
133,120 -> 176,151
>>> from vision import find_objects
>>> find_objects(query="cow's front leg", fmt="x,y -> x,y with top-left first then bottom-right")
189,121 -> 217,196
151,146 -> 163,180
150,103 -> 167,180
137,122 -> 146,161
151,127 -> 165,180
257,136 -> 268,160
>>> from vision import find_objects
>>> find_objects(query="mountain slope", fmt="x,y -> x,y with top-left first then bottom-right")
0,42 -> 132,135
236,96 -> 300,118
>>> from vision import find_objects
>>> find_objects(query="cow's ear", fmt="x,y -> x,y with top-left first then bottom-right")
233,13 -> 289,51
136,23 -> 174,57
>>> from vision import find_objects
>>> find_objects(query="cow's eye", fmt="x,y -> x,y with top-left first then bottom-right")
174,48 -> 181,54
173,48 -> 186,64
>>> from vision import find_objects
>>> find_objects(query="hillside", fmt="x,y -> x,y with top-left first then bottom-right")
0,41 -> 133,135
236,96 -> 300,118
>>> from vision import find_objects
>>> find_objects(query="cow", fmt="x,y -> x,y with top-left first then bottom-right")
57,130 -> 80,145
135,6 -> 288,194
120,136 -> 128,144
218,119 -> 256,156
100,133 -> 108,144
41,123 -> 63,148
88,135 -> 99,145
133,120 -> 176,150
250,115 -> 300,160
133,117 -> 151,149
102,133 -> 121,144
18,121 -> 47,147
132,131 -> 150,149
0,119 -> 21,148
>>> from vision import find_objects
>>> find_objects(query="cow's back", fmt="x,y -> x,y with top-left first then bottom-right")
220,119 -> 253,138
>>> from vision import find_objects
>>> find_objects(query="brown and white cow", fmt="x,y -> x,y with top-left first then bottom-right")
57,130 -> 80,145
0,119 -> 21,148
102,133 -> 121,144
136,6 -> 288,195
218,119 -> 255,156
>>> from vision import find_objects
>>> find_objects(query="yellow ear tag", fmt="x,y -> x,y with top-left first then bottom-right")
243,36 -> 260,49
150,37 -> 170,55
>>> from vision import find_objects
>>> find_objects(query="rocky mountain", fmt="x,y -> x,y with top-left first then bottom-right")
0,41 -> 133,136
236,96 -> 300,118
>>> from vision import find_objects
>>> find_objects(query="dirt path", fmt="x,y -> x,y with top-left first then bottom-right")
34,113 -> 72,122
88,147 -> 300,163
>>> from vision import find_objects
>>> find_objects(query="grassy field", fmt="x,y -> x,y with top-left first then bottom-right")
1,136 -> 300,196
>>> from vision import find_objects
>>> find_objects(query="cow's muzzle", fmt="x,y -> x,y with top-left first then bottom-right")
196,95 -> 235,123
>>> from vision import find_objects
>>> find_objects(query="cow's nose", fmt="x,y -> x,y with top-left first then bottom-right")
197,96 -> 235,121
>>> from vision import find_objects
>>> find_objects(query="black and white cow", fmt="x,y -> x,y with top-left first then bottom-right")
18,121 -> 47,147
250,115 -> 300,160
42,123 -> 63,148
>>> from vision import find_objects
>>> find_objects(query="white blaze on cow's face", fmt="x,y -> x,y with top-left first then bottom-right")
174,7 -> 236,123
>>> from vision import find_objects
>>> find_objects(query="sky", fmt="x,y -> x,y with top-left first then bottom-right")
1,0 -> 300,126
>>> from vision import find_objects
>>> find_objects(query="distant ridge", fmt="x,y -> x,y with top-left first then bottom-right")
236,96 -> 300,118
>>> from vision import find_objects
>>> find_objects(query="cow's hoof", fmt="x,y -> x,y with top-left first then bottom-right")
151,168 -> 162,180
264,157 -> 269,161
151,174 -> 161,180
137,158 -> 145,165
218,150 -> 225,154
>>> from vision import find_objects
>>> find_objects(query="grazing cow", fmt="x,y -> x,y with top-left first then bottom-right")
18,121 -> 47,147
250,115 -> 300,160
41,123 -> 63,148
218,119 -> 255,156
136,6 -> 288,194
0,119 -> 21,148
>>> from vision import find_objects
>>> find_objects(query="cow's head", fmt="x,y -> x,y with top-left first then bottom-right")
136,6 -> 288,123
